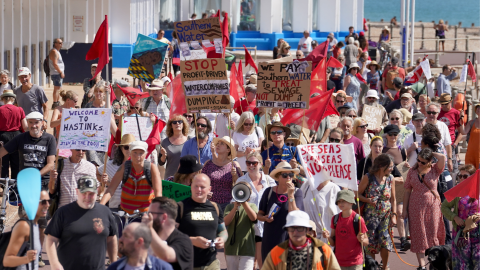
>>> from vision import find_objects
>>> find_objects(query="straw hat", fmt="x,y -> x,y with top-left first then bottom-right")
116,134 -> 136,146
347,63 -> 360,72
147,79 -> 164,90
383,25 -> 390,33
332,90 -> 353,103
270,161 -> 300,179
367,61 -> 380,70
212,136 -> 237,158
0,90 -> 16,99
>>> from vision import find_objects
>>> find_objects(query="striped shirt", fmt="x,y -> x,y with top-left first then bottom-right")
142,97 -> 169,140
59,158 -> 97,208
120,168 -> 155,214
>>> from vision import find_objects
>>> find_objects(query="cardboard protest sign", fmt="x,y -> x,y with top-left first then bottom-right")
362,105 -> 382,131
162,180 -> 191,202
257,60 -> 311,109
58,108 -> 112,151
127,34 -> 169,83
297,144 -> 357,191
174,18 -> 222,43
121,116 -> 153,141
180,58 -> 231,113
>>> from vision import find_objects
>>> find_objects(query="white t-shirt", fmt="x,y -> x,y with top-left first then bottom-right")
357,60 -> 371,80
233,127 -> 265,171
404,132 -> 423,167
435,121 -> 452,146
298,37 -> 313,53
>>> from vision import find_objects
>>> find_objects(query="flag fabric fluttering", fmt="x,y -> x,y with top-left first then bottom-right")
243,45 -> 258,73
406,59 -> 431,84
86,15 -> 109,80
146,118 -> 166,159
109,84 -> 117,105
237,60 -> 245,86
467,59 -> 477,82
444,169 -> 480,202
117,85 -> 150,107
168,76 -> 186,119
230,63 -> 245,109
310,58 -> 327,95
280,89 -> 339,131
107,134 -> 115,158
327,56 -> 344,68
355,73 -> 367,84
305,40 -> 329,65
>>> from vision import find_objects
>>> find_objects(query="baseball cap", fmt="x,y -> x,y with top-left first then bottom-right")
336,190 -> 356,204
77,176 -> 98,193
412,113 -> 426,121
25,112 -> 44,120
91,63 -> 98,68
401,93 -> 413,99
393,77 -> 403,87
18,67 -> 31,76
391,57 -> 399,65
130,141 -> 148,152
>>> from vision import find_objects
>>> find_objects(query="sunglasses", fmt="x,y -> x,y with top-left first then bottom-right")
172,120 -> 183,125
281,172 -> 295,178
183,115 -> 193,119
390,117 -> 400,121
244,123 -> 254,127
336,100 -> 345,103
123,146 -> 130,150
427,111 -> 438,115
197,123 -> 207,128
73,149 -> 86,152
417,158 -> 430,165
270,131 -> 284,135
457,174 -> 470,180
359,124 -> 368,128
296,55 -> 302,57
285,142 -> 296,146
348,115 -> 357,118
329,138 -> 341,143
287,227 -> 306,232
246,161 -> 259,166
40,199 -> 52,205
130,107 -> 140,110
387,133 -> 398,137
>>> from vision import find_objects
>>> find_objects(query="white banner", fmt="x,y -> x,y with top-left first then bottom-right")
460,64 -> 468,83
58,108 -> 112,151
121,116 -> 153,142
298,144 -> 358,191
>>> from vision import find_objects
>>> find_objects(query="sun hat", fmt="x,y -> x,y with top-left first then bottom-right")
0,90 -> 16,99
332,90 -> 353,103
25,112 -> 44,120
365,89 -> 379,99
129,141 -> 148,152
439,93 -> 452,104
267,122 -> 291,141
77,176 -> 98,193
212,136 -> 237,158
283,210 -> 312,230
347,63 -> 360,72
249,74 -> 258,84
335,190 -> 356,205
116,134 -> 136,146
401,93 -> 413,99
399,108 -> 413,124
147,79 -> 164,90
269,161 -> 300,178
383,25 -> 390,33
367,61 -> 380,70
177,155 -> 203,174
18,67 -> 31,76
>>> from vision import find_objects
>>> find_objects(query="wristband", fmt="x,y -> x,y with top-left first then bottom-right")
43,119 -> 48,123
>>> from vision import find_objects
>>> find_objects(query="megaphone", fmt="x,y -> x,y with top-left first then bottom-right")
232,182 -> 251,203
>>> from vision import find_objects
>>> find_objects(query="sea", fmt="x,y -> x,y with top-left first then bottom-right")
364,0 -> 480,26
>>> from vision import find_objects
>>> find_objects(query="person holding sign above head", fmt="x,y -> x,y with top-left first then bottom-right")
261,122 -> 304,175
181,116 -> 213,165
100,141 -> 162,215
50,90 -> 79,138
339,117 -> 365,163
358,89 -> 388,134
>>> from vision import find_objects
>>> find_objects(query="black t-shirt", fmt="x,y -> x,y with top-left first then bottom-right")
45,202 -> 117,270
176,198 -> 224,268
357,157 -> 401,181
166,228 -> 194,270
4,131 -> 56,184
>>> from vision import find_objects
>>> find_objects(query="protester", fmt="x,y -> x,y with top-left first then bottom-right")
322,190 -> 368,269
262,210 -> 340,270
346,108 -> 357,119
295,50 -> 304,59
142,197 -> 194,270
0,70 -> 15,106
233,111 -> 264,173
381,109 -> 411,147
357,136 -> 401,182
403,147 -> 446,270
425,103 -> 453,171
182,113 -> 196,138
330,55 -> 346,91
166,155 -> 203,186
224,182 -> 258,270
0,90 -> 26,179
45,176 -> 118,270
441,164 -> 479,270
353,117 -> 372,157
100,141 -> 162,214
405,113 -> 426,167
434,20 -> 448,51
460,104 -> 480,168
344,37 -> 358,69
85,80 -> 108,108
176,174 -> 227,270
339,117 -> 365,163
111,79 -> 130,121
343,63 -> 361,110
273,39 -> 285,60
160,115 -> 190,179
234,151 -> 276,269
202,136 -> 242,211
399,93 -> 418,116
258,108 -> 282,131
436,65 -> 457,96
382,57 -> 406,101
332,41 -> 344,59
277,41 -> 291,58
257,161 -> 304,262
157,29 -> 170,44
358,90 -> 388,133
311,40 -> 318,51
437,93 -> 461,177
50,90 -> 79,137
81,63 -> 103,108
358,154 -> 397,267
181,116 -> 213,164
417,94 -> 430,116
14,67 -> 49,122
49,38 -> 65,108
366,61 -> 381,90
357,52 -> 371,80
235,84 -> 259,115
385,87 -> 417,113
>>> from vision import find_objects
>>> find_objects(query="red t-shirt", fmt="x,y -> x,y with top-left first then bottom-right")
333,46 -> 341,59
0,104 -> 25,132
381,66 -> 406,80
330,211 -> 368,267
438,108 -> 460,143
234,98 -> 259,115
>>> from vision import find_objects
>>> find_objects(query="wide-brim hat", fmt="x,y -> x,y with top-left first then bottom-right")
336,190 -> 356,205
212,136 -> 237,158
147,79 -> 164,90
0,90 -> 16,99
332,90 -> 353,103
439,93 -> 452,104
116,134 -> 136,146
177,155 -> 203,174
267,122 -> 291,141
365,89 -> 379,99
347,63 -> 360,72
270,161 -> 300,178
383,25 -> 390,33
367,61 -> 380,70
399,108 -> 413,124
283,210 -> 312,230
249,75 -> 258,84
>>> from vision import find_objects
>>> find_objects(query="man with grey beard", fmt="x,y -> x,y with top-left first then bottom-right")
142,197 -> 194,270
181,116 -> 213,164
358,90 -> 388,133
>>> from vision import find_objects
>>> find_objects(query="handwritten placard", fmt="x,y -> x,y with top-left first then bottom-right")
121,116 -> 153,141
162,180 -> 191,202
58,108 -> 112,151
174,18 -> 222,43
362,105 -> 382,130
180,58 -> 231,113
257,60 -> 311,109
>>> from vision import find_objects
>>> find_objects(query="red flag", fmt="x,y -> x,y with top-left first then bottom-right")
86,15 -> 109,80
467,59 -> 477,82
406,58 -> 430,84
146,119 -> 166,158
168,72 -> 173,82
109,85 -> 117,105
212,10 -> 221,18
444,169 -> 480,202
327,57 -> 344,68
237,60 -> 244,86
107,134 -> 115,158
310,58 -> 327,95
243,45 -> 258,73
356,73 -> 366,84
280,89 -> 339,131
169,76 -> 187,118
201,44 -> 222,58
172,58 -> 180,66
221,13 -> 230,54
230,63 -> 244,108
305,40 -> 329,65
117,85 -> 150,107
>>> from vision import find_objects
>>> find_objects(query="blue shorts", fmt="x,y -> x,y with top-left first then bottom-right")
51,74 -> 63,87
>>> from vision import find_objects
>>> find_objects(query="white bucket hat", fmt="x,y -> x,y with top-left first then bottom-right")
283,210 -> 312,230
366,90 -> 379,99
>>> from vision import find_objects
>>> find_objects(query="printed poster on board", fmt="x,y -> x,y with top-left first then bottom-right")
174,18 -> 223,60
58,108 -> 112,151
121,116 -> 153,142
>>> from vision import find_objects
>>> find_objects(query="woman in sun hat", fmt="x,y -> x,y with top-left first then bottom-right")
343,63 -> 361,110
379,25 -> 391,43
367,61 -> 381,90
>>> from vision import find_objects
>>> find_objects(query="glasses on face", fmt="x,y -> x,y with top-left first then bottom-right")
287,227 -> 306,232
270,131 -> 284,135
390,117 -> 400,121
40,199 -> 52,205
296,54 -> 302,57
73,149 -> 86,152
281,172 -> 295,178
246,161 -> 259,166
329,138 -> 341,143
197,123 -> 207,128
183,114 -> 193,119
123,146 -> 130,151
348,114 -> 357,119
172,120 -> 183,125
417,158 -> 429,165
427,111 -> 438,115
457,174 -> 470,180
387,133 -> 398,137
243,122 -> 254,127
336,100 -> 345,104
359,124 -> 368,129
130,106 -> 140,110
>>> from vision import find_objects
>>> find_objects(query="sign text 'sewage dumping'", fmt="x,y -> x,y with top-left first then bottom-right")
297,144 -> 358,191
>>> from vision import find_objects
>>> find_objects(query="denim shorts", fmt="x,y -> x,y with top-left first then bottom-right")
51,74 -> 63,87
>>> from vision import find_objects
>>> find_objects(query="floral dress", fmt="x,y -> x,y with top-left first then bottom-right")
363,173 -> 393,254
452,196 -> 480,270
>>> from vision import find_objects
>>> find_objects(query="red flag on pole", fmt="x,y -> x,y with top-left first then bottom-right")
117,85 -> 150,107
280,89 -> 339,131
467,59 -> 477,82
230,63 -> 245,108
107,134 -> 115,158
168,76 -> 187,118
221,13 -> 230,54
444,169 -> 480,202
305,40 -> 329,65
237,60 -> 244,86
109,85 -> 117,105
355,73 -> 367,84
86,15 -> 109,80
310,58 -> 327,95
146,119 -> 166,159
243,45 -> 258,73
211,10 -> 221,18
327,57 -> 344,68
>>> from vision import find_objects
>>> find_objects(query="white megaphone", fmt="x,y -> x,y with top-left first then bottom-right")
232,182 -> 251,203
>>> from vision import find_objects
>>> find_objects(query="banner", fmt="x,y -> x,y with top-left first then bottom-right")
58,108 -> 112,151
121,116 -> 153,141
297,144 -> 357,191
180,58 -> 231,113
257,60 -> 311,109
162,180 -> 191,202
127,34 -> 169,83
362,105 -> 383,131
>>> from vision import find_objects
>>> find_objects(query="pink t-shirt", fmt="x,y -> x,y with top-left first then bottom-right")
438,108 -> 460,143
330,211 -> 368,267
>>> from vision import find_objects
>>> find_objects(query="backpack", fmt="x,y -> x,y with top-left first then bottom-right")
143,95 -> 171,112
333,213 -> 361,236
48,158 -> 65,217
385,68 -> 400,90
43,56 -> 50,77
0,218 -> 30,270
122,160 -> 152,188
177,200 -> 219,219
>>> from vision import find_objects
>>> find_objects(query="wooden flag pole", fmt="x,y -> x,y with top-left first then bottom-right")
293,110 -> 306,157
193,115 -> 201,164
311,190 -> 330,245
